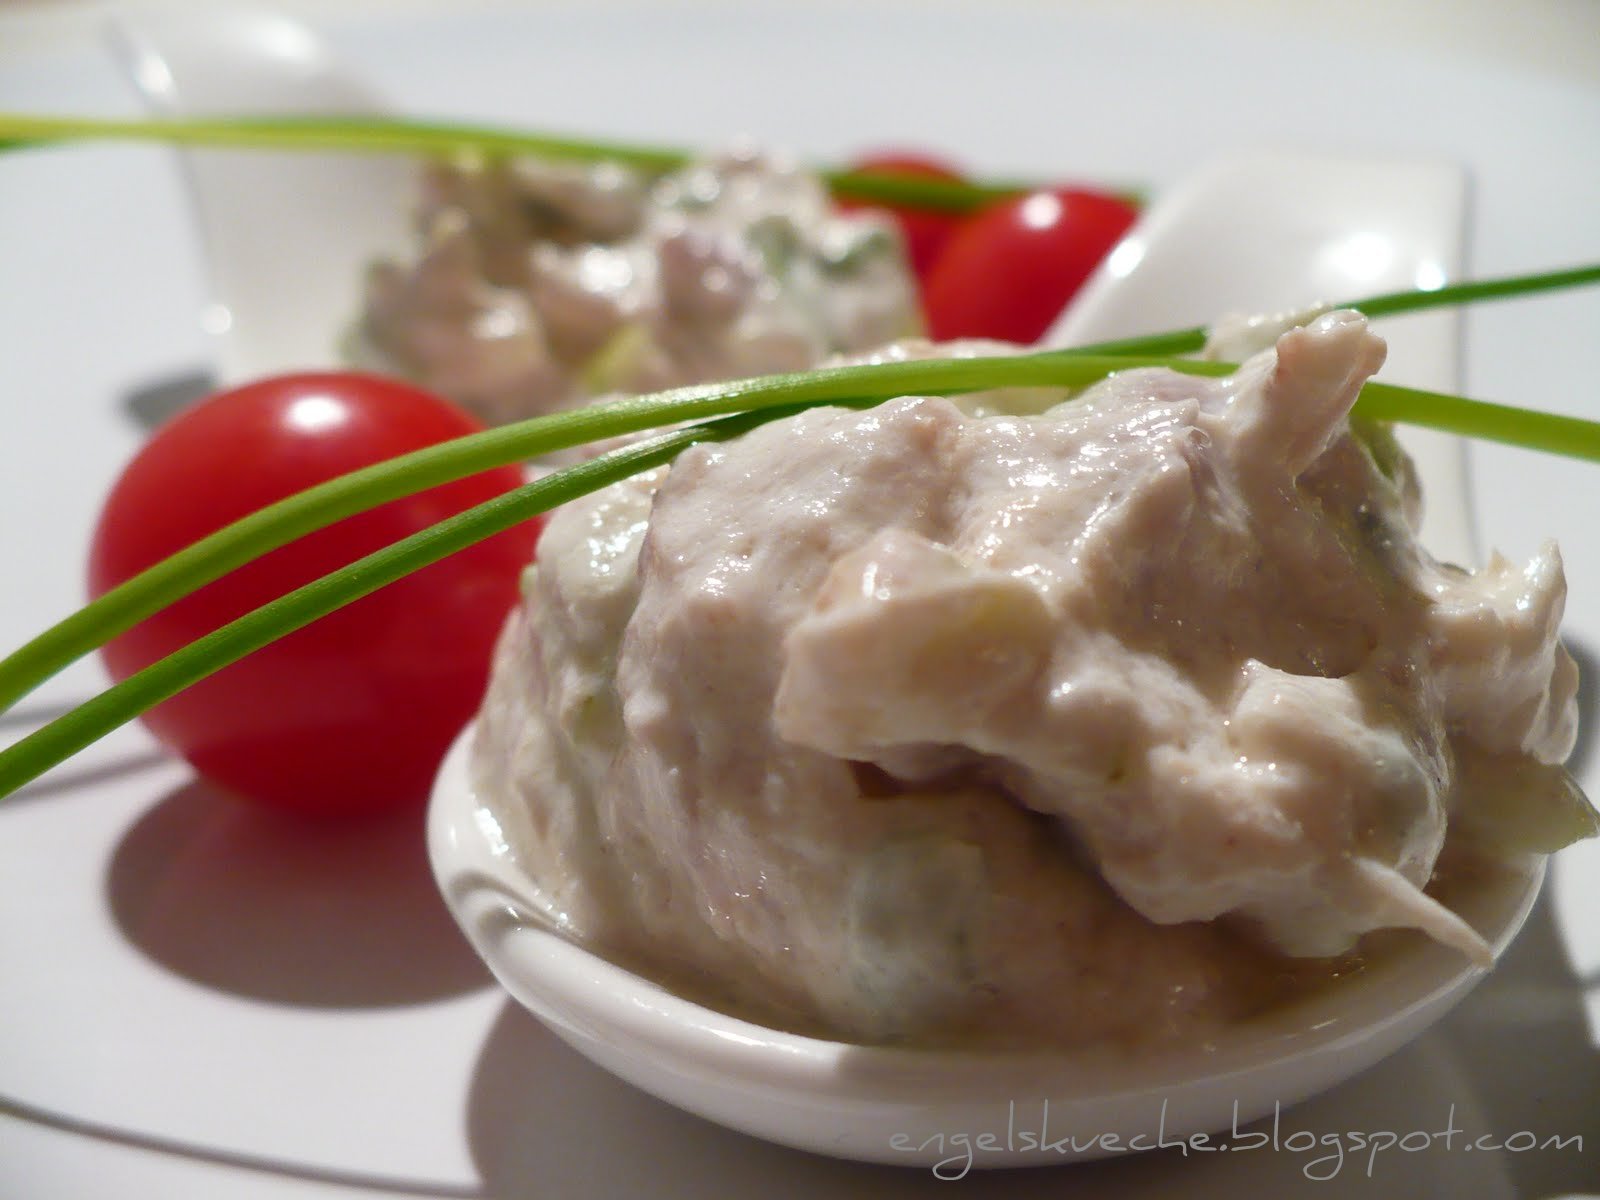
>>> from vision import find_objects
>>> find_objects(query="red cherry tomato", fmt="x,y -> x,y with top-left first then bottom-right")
922,187 -> 1139,344
87,372 -> 540,819
836,152 -> 969,283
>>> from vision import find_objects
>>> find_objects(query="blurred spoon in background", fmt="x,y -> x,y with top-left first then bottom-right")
107,5 -> 412,386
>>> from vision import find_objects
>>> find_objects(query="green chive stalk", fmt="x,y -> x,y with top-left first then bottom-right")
6,262 -> 1590,720
0,112 -> 1054,212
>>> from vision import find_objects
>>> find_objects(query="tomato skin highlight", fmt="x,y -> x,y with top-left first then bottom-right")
922,187 -> 1139,344
87,372 -> 540,819
836,152 -> 970,284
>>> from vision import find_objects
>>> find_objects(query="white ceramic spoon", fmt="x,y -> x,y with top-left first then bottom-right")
116,6 -> 1523,1168
429,737 -> 1541,1168
107,4 -> 412,385
1046,150 -> 1474,564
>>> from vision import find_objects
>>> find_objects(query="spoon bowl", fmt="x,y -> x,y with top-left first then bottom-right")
428,727 -> 1543,1167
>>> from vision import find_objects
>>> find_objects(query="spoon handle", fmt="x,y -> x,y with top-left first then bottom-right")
1045,150 -> 1474,564
105,6 -> 413,384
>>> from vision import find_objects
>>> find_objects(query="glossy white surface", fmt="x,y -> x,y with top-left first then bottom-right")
108,5 -> 412,383
429,726 -> 1547,1167
2,4 -> 1597,1197
1048,149 -> 1472,561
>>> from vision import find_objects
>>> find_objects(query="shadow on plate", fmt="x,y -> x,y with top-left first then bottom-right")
119,366 -> 217,432
461,890 -> 1594,1198
461,999 -> 1074,1199
107,777 -> 492,1008
1428,881 -> 1600,1196
2,746 -> 169,804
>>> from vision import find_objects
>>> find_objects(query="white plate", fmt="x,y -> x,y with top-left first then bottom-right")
2,4 -> 1598,1198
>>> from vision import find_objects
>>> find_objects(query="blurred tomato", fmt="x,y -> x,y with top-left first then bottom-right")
837,151 -> 971,283
922,187 -> 1138,343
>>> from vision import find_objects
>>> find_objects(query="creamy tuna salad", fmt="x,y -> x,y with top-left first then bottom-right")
468,310 -> 1588,1050
347,148 -> 918,424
